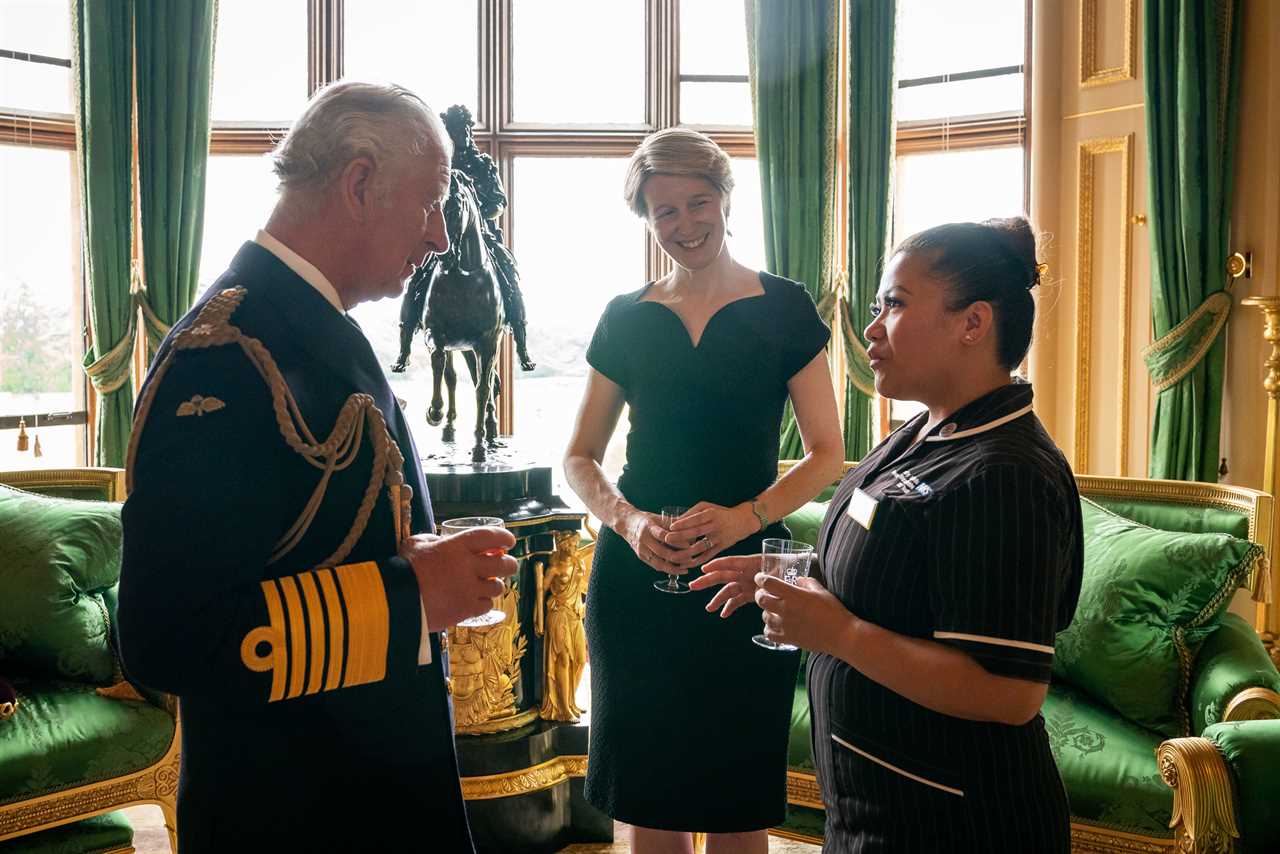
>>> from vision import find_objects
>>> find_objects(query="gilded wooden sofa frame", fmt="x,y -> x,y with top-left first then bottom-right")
776,470 -> 1277,854
0,468 -> 179,852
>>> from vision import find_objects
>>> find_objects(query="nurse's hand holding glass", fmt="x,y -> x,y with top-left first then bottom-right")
692,549 -> 849,655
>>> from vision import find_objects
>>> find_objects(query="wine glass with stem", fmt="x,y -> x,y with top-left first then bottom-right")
752,538 -> 814,651
653,505 -> 693,594
440,516 -> 509,627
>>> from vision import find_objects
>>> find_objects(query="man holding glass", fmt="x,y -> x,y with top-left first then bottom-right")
118,82 -> 515,853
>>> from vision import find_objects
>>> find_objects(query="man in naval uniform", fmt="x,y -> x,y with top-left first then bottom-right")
117,81 -> 516,852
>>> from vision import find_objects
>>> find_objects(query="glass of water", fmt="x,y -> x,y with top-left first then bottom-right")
752,538 -> 814,651
653,505 -> 691,594
440,516 -> 508,628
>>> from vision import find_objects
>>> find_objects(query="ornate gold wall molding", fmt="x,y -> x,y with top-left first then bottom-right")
1080,0 -> 1137,87
1073,134 -> 1133,474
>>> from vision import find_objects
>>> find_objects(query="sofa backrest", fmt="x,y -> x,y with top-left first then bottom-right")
0,467 -> 126,502
1076,474 -> 1274,565
0,468 -> 127,686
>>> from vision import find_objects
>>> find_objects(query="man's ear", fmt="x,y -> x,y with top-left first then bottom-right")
339,156 -> 377,223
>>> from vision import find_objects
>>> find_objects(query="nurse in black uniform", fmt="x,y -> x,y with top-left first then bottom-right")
696,217 -> 1083,853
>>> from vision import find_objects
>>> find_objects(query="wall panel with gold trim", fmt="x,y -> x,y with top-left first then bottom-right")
1031,0 -> 1150,475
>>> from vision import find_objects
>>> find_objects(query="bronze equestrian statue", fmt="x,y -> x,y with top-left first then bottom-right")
407,169 -> 505,463
394,104 -> 535,377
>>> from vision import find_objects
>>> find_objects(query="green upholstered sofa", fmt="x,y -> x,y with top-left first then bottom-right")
0,469 -> 178,853
777,471 -> 1280,854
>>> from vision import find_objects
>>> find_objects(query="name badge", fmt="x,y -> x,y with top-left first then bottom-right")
847,488 -> 879,531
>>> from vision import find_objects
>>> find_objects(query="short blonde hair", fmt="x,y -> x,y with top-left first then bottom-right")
622,127 -> 734,219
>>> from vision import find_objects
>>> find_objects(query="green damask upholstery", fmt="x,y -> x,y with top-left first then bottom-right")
1191,613 -> 1280,732
1043,683 -> 1173,839
0,811 -> 131,853
782,502 -> 825,552
1203,720 -> 1280,853
1087,496 -> 1251,542
0,680 -> 174,806
0,468 -> 177,851
0,485 -> 122,686
1053,499 -> 1263,737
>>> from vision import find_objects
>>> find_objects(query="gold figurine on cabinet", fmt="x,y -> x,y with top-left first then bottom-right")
538,531 -> 588,722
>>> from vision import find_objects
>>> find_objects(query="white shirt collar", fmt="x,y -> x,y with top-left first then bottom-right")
254,229 -> 346,314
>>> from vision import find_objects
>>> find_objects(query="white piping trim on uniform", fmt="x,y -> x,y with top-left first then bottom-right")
924,403 -> 1035,442
933,630 -> 1054,655
831,734 -> 965,797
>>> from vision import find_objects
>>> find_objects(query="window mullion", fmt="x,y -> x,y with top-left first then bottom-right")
308,0 -> 342,94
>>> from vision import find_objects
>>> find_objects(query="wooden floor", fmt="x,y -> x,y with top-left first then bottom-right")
122,806 -> 821,852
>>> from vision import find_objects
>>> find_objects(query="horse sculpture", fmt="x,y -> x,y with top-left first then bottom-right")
407,170 -> 504,463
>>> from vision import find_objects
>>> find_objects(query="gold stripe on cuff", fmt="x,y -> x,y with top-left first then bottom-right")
278,575 -> 308,700
316,568 -> 345,691
337,561 -> 389,688
297,571 -> 327,696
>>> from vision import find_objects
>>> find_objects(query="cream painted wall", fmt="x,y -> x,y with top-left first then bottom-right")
1030,0 -> 1152,479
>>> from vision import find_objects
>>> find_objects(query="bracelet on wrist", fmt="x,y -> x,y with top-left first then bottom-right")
750,499 -> 769,532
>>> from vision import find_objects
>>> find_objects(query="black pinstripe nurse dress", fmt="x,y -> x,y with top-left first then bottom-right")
808,381 -> 1082,853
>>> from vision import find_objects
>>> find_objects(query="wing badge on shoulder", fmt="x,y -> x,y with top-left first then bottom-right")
176,394 -> 226,417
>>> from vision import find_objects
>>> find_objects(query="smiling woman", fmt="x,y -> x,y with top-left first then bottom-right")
562,127 -> 843,854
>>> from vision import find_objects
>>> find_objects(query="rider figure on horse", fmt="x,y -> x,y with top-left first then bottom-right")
394,104 -> 535,374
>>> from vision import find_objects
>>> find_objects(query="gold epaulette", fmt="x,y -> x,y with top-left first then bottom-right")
241,562 -> 390,702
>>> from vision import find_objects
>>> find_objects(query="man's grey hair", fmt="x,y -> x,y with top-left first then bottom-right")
271,80 -> 449,198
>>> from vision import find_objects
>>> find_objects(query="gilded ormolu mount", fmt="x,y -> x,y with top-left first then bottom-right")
449,529 -> 591,733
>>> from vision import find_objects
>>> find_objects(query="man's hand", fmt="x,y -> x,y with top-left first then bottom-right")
688,555 -> 763,617
399,528 -> 518,631
754,574 -> 854,656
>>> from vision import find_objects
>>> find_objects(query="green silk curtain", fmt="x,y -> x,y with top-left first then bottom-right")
843,0 -> 896,461
746,0 -> 839,460
73,0 -> 135,467
1143,0 -> 1243,482
74,2 -> 217,465
135,0 -> 217,359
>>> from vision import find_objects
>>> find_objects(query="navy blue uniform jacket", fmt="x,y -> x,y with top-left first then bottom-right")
118,243 -> 473,852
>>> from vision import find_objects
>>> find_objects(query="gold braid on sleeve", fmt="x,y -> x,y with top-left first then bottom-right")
126,287 -> 411,566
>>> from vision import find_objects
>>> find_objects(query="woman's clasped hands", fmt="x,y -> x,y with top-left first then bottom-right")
622,500 -> 756,576
620,508 -> 706,577
690,555 -> 855,655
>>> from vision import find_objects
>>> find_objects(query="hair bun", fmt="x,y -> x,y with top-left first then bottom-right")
981,217 -> 1041,289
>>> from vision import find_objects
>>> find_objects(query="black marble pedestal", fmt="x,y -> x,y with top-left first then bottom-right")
457,721 -> 611,854
425,458 -> 611,853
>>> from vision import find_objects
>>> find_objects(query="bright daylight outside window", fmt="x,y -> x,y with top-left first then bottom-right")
200,0 -> 762,494
885,0 -> 1027,431
0,0 -> 85,469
